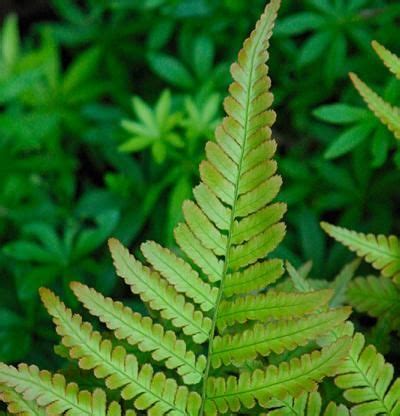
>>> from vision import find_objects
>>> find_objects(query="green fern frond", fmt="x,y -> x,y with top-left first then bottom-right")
347,275 -> 400,330
0,364 -> 121,416
71,282 -> 206,385
264,391 -> 350,416
40,288 -> 202,415
349,72 -> 400,140
0,1 -> 353,414
321,222 -> 400,282
372,41 -> 400,80
335,332 -> 400,415
0,384 -> 46,415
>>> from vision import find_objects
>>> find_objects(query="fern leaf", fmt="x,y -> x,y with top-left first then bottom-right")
141,241 -> 218,311
174,223 -> 224,283
0,365 -> 120,416
335,332 -> 400,415
183,200 -> 227,255
224,258 -> 284,297
321,222 -> 400,282
349,72 -> 400,140
228,222 -> 285,269
347,275 -> 400,330
192,184 -> 231,231
109,238 -> 212,343
217,289 -> 333,330
40,288 -> 202,415
204,337 -> 350,415
372,41 -> 400,80
0,384 -> 46,415
71,282 -> 206,385
231,202 -> 286,245
212,307 -> 351,367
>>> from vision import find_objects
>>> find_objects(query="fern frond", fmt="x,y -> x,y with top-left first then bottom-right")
204,337 -> 350,415
347,275 -> 400,329
321,222 -> 400,282
212,308 -> 351,367
372,41 -> 400,80
0,384 -> 46,415
40,288 -> 202,415
349,72 -> 400,140
0,2 -> 355,414
71,282 -> 206,385
109,238 -> 212,343
217,289 -> 333,330
335,332 -> 400,415
0,365 -> 121,416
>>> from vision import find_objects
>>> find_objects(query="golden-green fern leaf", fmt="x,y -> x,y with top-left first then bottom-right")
321,222 -> 400,283
0,1 -> 352,414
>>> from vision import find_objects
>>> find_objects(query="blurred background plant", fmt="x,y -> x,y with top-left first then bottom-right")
0,0 -> 399,367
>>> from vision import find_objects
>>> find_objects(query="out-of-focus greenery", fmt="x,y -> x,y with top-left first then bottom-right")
0,0 -> 399,365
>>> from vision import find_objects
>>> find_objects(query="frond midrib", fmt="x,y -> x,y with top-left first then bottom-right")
199,8 -> 275,413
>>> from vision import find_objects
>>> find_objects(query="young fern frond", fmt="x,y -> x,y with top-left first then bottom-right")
0,1 -> 352,414
321,222 -> 400,283
349,41 -> 400,140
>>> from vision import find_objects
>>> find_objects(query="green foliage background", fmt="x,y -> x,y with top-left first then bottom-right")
0,0 -> 399,368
